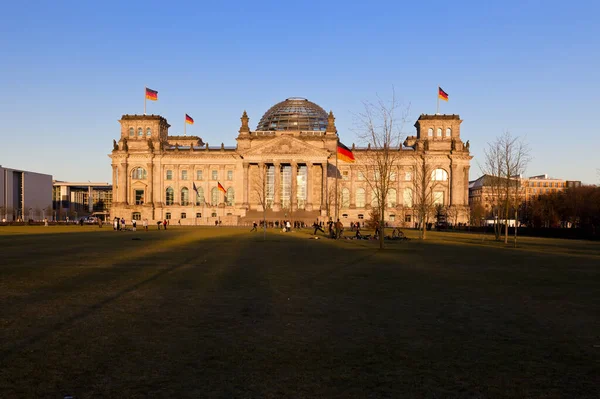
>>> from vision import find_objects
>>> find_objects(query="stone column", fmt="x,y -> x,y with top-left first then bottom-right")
146,162 -> 154,205
306,162 -> 313,211
242,162 -> 249,207
451,163 -> 460,206
321,162 -> 327,212
273,162 -> 281,211
291,161 -> 298,209
349,165 -> 355,208
463,165 -> 470,206
119,162 -> 128,205
258,162 -> 265,211
112,165 -> 118,203
174,165 -> 180,205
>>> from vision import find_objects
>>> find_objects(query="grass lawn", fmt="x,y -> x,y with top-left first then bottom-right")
0,226 -> 598,398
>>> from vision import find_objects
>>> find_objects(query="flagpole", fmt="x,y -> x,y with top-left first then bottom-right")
144,87 -> 147,115
436,86 -> 439,115
184,114 -> 186,136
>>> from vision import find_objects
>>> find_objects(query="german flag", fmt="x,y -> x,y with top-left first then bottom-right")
337,142 -> 355,163
438,87 -> 449,102
218,182 -> 226,193
145,87 -> 158,101
185,114 -> 194,125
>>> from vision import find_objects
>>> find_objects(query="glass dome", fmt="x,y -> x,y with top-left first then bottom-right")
256,97 -> 328,131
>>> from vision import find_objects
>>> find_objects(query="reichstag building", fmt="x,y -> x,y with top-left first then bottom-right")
109,97 -> 472,225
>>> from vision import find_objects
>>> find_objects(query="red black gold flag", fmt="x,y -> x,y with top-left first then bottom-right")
438,87 -> 449,102
145,87 -> 158,101
337,142 -> 355,163
185,114 -> 194,125
218,182 -> 226,193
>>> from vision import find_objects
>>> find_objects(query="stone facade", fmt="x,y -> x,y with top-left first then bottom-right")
109,102 -> 472,226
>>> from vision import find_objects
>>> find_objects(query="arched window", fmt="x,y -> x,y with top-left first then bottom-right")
431,168 -> 449,181
129,127 -> 134,137
181,187 -> 189,206
131,167 -> 147,180
356,188 -> 365,208
428,128 -> 433,137
446,128 -> 452,137
437,128 -> 442,137
166,170 -> 173,180
165,187 -> 174,205
196,187 -> 204,205
146,127 -> 152,137
211,187 -> 219,206
226,187 -> 235,206
137,127 -> 143,137
387,189 -> 397,208
341,188 -> 350,208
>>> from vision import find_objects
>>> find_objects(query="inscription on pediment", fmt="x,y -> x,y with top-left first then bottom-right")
242,136 -> 329,158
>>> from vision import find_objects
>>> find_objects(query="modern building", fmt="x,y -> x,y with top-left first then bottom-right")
52,181 -> 113,220
109,97 -> 472,225
469,173 -> 583,214
0,165 -> 53,221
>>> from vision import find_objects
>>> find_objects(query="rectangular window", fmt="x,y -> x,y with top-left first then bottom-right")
342,170 -> 349,181
433,191 -> 444,205
181,170 -> 188,180
404,171 -> 412,181
135,189 -> 144,205
196,170 -> 203,180
403,188 -> 413,207
390,171 -> 397,181
405,214 -> 412,223
358,214 -> 364,219
132,212 -> 141,220
196,212 -> 201,218
165,212 -> 171,220
357,171 -> 365,181
389,214 -> 395,221
181,212 -> 186,219
212,170 -> 218,180
166,170 -> 173,180
227,170 -> 233,181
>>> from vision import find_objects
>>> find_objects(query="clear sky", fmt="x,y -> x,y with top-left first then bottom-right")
1,0 -> 598,184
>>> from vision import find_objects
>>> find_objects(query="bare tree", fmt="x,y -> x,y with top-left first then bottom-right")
482,132 -> 531,243
410,154 -> 439,239
355,91 -> 409,249
251,164 -> 271,240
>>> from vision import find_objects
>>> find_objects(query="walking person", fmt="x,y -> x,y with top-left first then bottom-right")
143,218 -> 148,231
250,221 -> 257,232
132,219 -> 137,231
313,220 -> 324,235
163,219 -> 167,230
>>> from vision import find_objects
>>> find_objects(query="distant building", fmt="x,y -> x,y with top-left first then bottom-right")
0,165 -> 53,221
52,181 -> 113,220
469,173 -> 583,215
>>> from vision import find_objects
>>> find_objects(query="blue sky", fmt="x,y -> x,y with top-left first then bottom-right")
1,0 -> 598,183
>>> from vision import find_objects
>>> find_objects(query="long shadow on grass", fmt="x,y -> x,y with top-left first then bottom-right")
0,231 -> 235,361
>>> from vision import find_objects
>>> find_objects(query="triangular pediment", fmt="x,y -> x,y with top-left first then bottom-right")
241,135 -> 330,161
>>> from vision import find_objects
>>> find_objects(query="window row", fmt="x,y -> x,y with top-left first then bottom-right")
340,188 -> 446,208
341,168 -> 448,182
129,127 -> 152,138
427,127 -> 452,138
164,187 -> 235,206
165,169 -> 234,181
